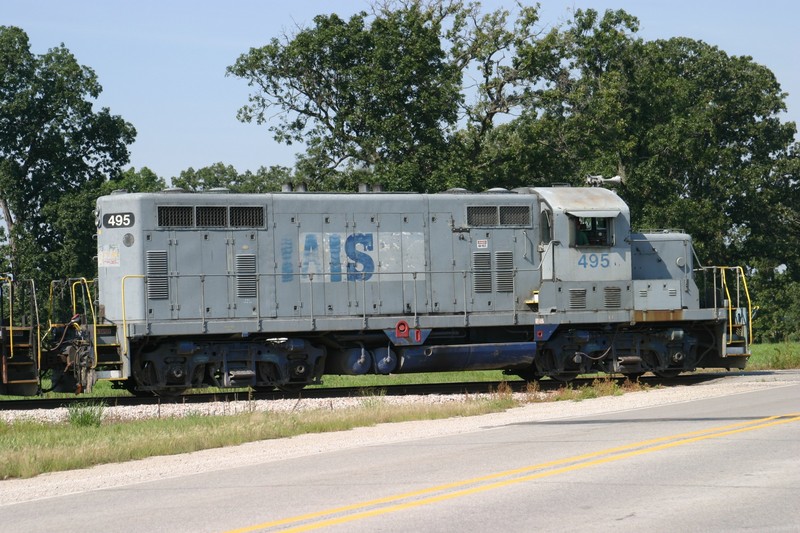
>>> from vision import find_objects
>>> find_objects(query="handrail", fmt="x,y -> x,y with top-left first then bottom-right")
696,265 -> 753,346
27,279 -> 42,373
114,264 -> 543,336
70,278 -> 100,369
0,275 -> 14,359
70,279 -> 95,316
720,266 -> 754,343
0,277 -> 41,366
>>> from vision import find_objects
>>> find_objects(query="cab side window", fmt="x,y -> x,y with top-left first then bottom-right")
540,210 -> 552,245
573,216 -> 613,247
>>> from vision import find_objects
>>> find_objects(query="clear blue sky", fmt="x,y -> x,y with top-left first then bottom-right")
5,0 -> 799,180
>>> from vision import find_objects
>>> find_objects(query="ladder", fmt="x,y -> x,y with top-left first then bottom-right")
719,267 -> 753,362
0,277 -> 41,396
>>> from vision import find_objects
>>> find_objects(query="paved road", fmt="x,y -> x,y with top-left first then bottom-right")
2,372 -> 799,532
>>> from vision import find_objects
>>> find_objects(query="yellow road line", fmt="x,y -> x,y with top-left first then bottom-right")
225,413 -> 800,533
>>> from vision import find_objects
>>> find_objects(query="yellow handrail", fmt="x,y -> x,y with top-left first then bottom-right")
70,278 -> 100,369
0,276 -> 14,359
719,266 -> 753,344
27,279 -> 41,374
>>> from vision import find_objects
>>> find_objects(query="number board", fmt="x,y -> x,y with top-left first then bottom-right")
103,212 -> 135,228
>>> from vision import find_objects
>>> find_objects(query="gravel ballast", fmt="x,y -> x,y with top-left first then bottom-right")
0,370 -> 797,506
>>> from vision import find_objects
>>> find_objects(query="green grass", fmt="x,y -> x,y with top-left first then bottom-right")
1,390 -> 520,479
747,342 -> 800,370
66,401 -> 106,427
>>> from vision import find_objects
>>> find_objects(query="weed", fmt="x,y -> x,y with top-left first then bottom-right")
359,388 -> 387,410
67,401 -> 106,428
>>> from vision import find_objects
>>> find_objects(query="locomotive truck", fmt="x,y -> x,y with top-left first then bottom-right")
0,182 -> 753,396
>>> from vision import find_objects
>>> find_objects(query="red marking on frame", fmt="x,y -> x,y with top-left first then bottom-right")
395,320 -> 409,339
415,329 -> 421,342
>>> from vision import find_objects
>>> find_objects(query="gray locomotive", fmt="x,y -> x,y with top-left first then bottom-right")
0,182 -> 753,396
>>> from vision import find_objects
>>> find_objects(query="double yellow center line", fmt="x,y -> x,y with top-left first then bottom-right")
226,413 -> 800,532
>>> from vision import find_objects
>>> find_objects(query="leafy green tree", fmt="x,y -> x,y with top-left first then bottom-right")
105,166 -> 166,195
229,5 -> 460,190
173,162 -> 293,193
0,26 -> 135,284
496,9 -> 799,268
228,1 -> 561,191
173,162 -> 241,191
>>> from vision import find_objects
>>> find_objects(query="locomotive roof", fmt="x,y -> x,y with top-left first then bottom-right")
528,186 -> 629,218
100,186 -> 630,217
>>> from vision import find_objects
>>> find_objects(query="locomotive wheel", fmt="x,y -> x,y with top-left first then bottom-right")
277,383 -> 306,393
623,372 -> 645,382
654,369 -> 682,379
123,379 -> 156,397
511,370 -> 541,383
550,372 -> 578,383
154,387 -> 188,400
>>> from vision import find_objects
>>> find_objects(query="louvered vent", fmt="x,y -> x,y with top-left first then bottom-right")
668,288 -> 678,297
495,251 -> 514,292
235,254 -> 258,298
231,206 -> 265,227
473,252 -> 492,293
146,250 -> 169,299
499,206 -> 530,226
569,288 -> 587,309
639,289 -> 649,298
604,286 -> 622,308
196,206 -> 227,227
158,206 -> 193,227
467,206 -> 498,226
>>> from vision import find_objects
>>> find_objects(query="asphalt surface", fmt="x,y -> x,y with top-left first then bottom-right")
1,371 -> 798,533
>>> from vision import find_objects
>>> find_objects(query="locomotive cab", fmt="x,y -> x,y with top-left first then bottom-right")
530,186 -> 633,319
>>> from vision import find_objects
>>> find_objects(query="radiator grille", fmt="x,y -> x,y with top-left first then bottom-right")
499,205 -> 530,226
569,288 -> 587,309
158,206 -> 193,227
495,251 -> 514,292
604,286 -> 622,308
467,206 -> 497,226
468,205 -> 531,226
231,206 -> 265,227
157,205 -> 266,227
472,252 -> 492,293
145,250 -> 169,299
235,254 -> 258,298
196,206 -> 227,227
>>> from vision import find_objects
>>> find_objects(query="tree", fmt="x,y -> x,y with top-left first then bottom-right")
491,9 -> 799,268
229,6 -> 459,190
106,166 -> 166,195
172,162 -> 293,193
0,26 -> 136,283
228,1 -> 562,191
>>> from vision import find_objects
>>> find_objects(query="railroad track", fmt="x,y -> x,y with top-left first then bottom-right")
0,373 -> 726,412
